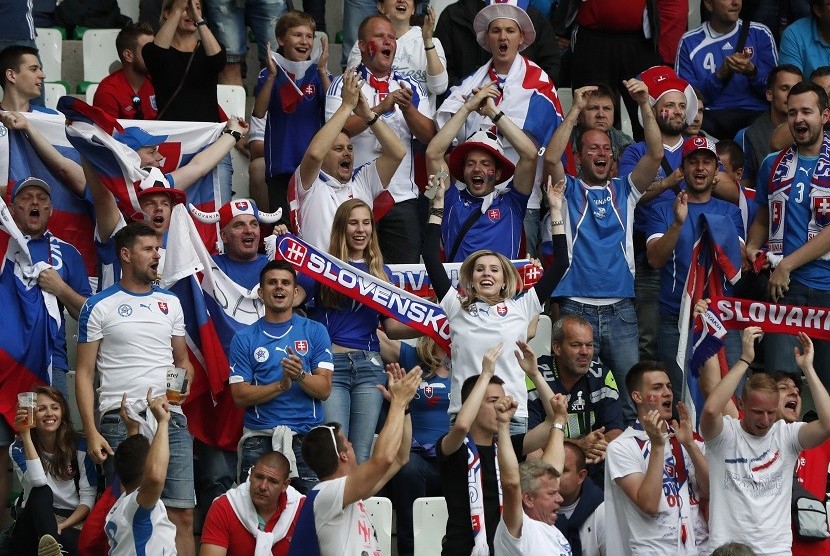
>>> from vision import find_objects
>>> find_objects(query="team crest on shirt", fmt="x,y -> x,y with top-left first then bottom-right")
294,340 -> 309,355
424,385 -> 434,398
814,196 -> 830,227
770,200 -> 783,235
468,303 -> 479,317
254,347 -> 269,362
496,304 -> 508,317
117,304 -> 132,317
302,83 -> 316,96
158,301 -> 169,314
487,208 -> 501,222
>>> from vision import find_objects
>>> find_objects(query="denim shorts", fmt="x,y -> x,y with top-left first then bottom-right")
100,411 -> 195,508
204,0 -> 286,64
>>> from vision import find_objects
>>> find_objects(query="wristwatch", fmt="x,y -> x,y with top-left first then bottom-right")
223,129 -> 242,142
196,19 -> 208,27
298,370 -> 307,382
552,422 -> 565,432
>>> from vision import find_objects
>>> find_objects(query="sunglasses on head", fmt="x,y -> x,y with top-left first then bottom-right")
132,96 -> 144,120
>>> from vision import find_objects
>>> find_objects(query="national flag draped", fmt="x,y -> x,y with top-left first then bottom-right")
0,111 -> 98,277
270,48 -> 321,114
266,233 -> 452,353
0,196 -> 60,429
676,213 -> 742,418
57,97 -> 225,251
161,205 -> 262,450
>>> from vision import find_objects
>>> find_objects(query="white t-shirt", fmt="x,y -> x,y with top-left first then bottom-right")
605,425 -> 707,555
442,289 -> 542,418
325,69 -> 433,202
105,489 -> 177,555
312,476 -> 380,556
705,416 -> 805,556
77,284 -> 186,416
293,161 -> 384,251
493,512 -> 572,556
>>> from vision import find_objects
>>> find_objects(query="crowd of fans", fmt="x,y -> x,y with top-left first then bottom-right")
1,0 -> 830,554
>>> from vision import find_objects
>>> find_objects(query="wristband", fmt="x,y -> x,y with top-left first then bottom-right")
223,129 -> 242,142
492,111 -> 504,123
429,207 -> 444,218
740,358 -> 752,366
365,112 -> 380,126
196,19 -> 208,26
424,45 -> 436,51
551,220 -> 564,227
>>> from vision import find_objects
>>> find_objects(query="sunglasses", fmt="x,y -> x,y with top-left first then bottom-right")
311,424 -> 340,456
132,95 -> 144,120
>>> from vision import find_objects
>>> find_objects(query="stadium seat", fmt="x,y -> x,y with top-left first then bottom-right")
35,28 -> 62,83
413,497 -> 448,556
557,87 -> 573,115
44,82 -> 68,110
365,496 -> 393,556
620,95 -> 634,138
85,83 -> 99,106
528,314 -> 552,357
216,84 -> 250,199
79,29 -> 121,94
117,0 -> 140,24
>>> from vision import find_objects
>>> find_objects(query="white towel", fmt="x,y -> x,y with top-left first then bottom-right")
123,398 -> 158,440
226,480 -> 304,556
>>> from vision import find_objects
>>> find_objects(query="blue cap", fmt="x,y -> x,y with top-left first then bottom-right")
113,127 -> 168,151
12,177 -> 51,198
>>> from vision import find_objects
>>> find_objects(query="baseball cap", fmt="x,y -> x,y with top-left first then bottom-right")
681,135 -> 718,161
12,177 -> 51,198
114,127 -> 168,151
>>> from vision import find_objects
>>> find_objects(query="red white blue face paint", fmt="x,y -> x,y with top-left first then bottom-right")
660,109 -> 670,122
367,40 -> 378,60
487,169 -> 496,188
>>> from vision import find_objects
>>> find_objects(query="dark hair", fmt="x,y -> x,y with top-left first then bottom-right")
115,22 -> 154,63
114,434 -> 150,489
301,422 -> 344,479
31,386 -> 78,481
460,374 -> 505,403
574,127 -> 611,153
275,10 -> 316,42
767,64 -> 803,90
715,139 -> 745,170
0,45 -> 40,89
358,14 -> 392,42
770,369 -> 801,386
625,360 -> 668,399
258,260 -> 297,289
788,80 -> 830,111
551,314 -> 592,346
563,440 -> 587,471
114,221 -> 157,257
811,65 -> 830,81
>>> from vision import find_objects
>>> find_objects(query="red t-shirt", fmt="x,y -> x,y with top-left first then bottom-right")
575,0 -> 647,32
201,492 -> 305,556
93,69 -> 158,120
793,439 -> 830,555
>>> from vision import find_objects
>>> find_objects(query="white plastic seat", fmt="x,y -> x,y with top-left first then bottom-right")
217,84 -> 250,199
35,28 -> 63,82
413,496 -> 448,556
85,83 -> 99,105
117,0 -> 140,23
528,314 -> 552,357
44,82 -> 67,110
557,87 -> 573,115
82,29 -> 121,84
364,496 -> 393,556
620,94 -> 634,138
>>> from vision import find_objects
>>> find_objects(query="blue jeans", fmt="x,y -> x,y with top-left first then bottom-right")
635,262 -> 661,360
100,411 -> 195,508
323,351 -> 386,463
203,0 -> 287,64
388,451 -> 441,556
764,280 -> 830,388
239,434 -> 317,494
523,208 -> 542,258
51,368 -> 68,399
559,298 -> 640,425
341,0 -> 379,68
659,313 -> 743,407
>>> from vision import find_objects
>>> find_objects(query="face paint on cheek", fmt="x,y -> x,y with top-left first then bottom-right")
660,109 -> 670,122
367,41 -> 378,59
487,169 -> 496,187
646,394 -> 660,404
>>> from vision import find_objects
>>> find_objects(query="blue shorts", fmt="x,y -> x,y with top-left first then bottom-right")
204,0 -> 287,64
100,411 -> 195,509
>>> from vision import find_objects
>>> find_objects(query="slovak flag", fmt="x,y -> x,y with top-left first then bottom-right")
0,197 -> 59,429
270,46 -> 322,114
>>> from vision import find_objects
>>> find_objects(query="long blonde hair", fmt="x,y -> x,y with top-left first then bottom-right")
415,336 -> 448,379
457,249 -> 522,310
320,199 -> 389,308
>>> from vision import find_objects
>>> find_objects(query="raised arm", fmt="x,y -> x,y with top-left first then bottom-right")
136,392 -> 171,509
370,363 -> 418,493
421,8 -> 448,96
700,326 -> 763,440
153,0 -> 186,49
299,69 -> 363,190
395,83 -> 436,145
188,0 -> 221,56
496,396 -> 523,539
440,344 -> 503,455
252,43 -> 279,119
531,178 -> 569,301
539,394 -> 568,473
423,174 -> 452,299
614,409 -> 667,516
479,96 -> 537,196
795,334 -> 830,449
169,118 -> 248,190
673,401 -> 708,498
627,78 -> 663,193
83,158 -> 121,242
342,366 -> 421,507
543,86 -> 596,186
353,91 -> 405,186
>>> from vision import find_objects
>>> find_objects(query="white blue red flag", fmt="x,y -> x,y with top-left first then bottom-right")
161,205 -> 262,450
0,111 -> 98,277
0,196 -> 60,429
57,97 -> 225,251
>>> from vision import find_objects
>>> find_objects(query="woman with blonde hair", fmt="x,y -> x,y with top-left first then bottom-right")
423,176 -> 569,432
309,198 -> 417,463
10,386 -> 97,556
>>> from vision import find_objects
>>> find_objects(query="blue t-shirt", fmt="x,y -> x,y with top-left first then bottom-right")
619,140 -> 684,236
257,64 -> 325,177
647,198 -> 744,316
779,17 -> 830,79
553,173 -> 641,298
442,181 -> 529,262
29,232 -> 92,370
756,151 -> 830,289
399,343 -> 451,448
676,20 -> 777,112
308,262 -> 392,352
229,314 -> 334,432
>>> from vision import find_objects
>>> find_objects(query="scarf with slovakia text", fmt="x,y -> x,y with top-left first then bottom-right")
675,213 -> 742,420
699,297 -> 830,341
265,233 -> 451,353
767,133 -> 830,258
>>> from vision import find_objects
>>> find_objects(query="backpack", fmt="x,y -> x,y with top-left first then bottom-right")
792,479 -> 830,541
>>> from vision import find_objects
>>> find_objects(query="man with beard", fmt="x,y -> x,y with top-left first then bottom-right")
543,79 -> 660,423
747,81 -> 830,385
325,14 -> 434,263
93,23 -> 158,120
645,136 -> 744,403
